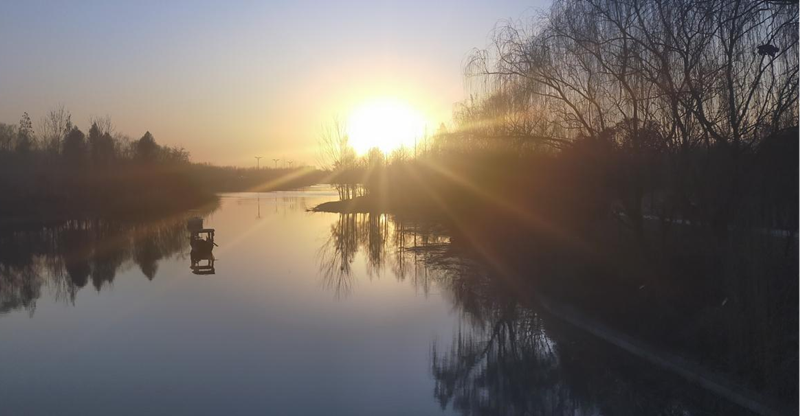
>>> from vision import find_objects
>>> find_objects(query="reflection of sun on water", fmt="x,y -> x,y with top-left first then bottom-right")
347,98 -> 427,155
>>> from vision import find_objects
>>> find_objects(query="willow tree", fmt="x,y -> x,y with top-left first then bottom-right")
466,0 -> 799,241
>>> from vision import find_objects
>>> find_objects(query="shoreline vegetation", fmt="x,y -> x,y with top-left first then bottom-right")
312,0 -> 799,411
0,110 -> 326,224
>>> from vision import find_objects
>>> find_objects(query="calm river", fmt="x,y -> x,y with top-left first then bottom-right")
0,188 -> 753,415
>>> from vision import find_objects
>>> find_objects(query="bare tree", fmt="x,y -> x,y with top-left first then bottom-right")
316,116 -> 356,169
89,115 -> 115,136
465,0 -> 798,241
317,117 -> 359,199
0,123 -> 17,152
38,105 -> 71,155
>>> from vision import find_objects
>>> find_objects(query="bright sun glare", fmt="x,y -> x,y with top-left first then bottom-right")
347,98 -> 427,155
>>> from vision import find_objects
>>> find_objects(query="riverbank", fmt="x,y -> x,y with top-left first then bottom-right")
0,164 -> 219,225
0,196 -> 220,228
311,193 -> 444,218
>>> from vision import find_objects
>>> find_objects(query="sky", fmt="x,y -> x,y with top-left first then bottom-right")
0,0 -> 548,166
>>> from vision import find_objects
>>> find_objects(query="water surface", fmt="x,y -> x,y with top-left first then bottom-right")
0,188 -> 753,415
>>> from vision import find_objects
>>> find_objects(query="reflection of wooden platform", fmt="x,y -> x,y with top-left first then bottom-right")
191,261 -> 216,275
190,252 -> 215,275
187,217 -> 216,274
189,229 -> 215,252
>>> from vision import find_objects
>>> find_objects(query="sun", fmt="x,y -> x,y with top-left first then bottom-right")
347,98 -> 427,155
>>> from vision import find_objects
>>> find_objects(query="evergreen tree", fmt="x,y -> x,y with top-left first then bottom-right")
16,112 -> 34,153
62,126 -> 87,165
135,131 -> 159,162
87,122 -> 114,165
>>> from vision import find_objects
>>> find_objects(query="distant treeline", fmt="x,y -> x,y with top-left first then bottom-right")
0,108 -> 214,219
0,107 -> 325,220
319,0 -> 798,403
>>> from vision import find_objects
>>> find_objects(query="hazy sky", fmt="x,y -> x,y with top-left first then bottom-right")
0,0 -> 548,166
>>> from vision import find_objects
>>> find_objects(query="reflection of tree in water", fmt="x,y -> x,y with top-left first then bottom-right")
432,309 -> 571,416
0,268 -> 43,316
0,206 -> 216,315
429,256 -> 752,416
132,217 -> 192,281
0,225 -> 53,315
431,269 -> 591,416
316,214 -> 759,415
133,238 -> 160,280
317,213 -> 450,297
90,222 -> 128,291
62,224 -> 92,289
318,214 -> 360,297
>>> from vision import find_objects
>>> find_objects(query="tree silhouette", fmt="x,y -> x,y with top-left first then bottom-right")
62,126 -> 87,164
88,122 -> 115,166
38,106 -> 71,155
16,112 -> 34,153
135,131 -> 159,163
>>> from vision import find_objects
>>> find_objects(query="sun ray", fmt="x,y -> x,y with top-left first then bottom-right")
417,158 -> 597,259
399,162 -> 521,283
